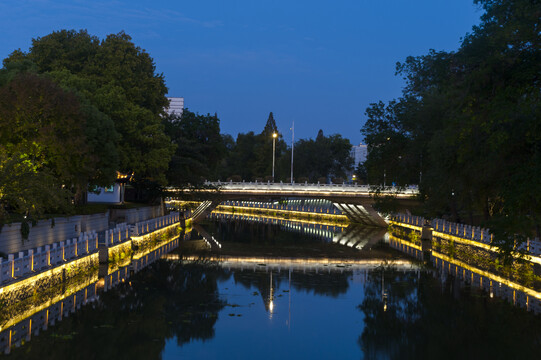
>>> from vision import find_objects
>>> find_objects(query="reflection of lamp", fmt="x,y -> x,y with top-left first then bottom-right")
269,271 -> 275,318
381,269 -> 388,311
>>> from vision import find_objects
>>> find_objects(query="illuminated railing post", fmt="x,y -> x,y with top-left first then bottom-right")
8,254 -> 14,280
29,249 -> 34,272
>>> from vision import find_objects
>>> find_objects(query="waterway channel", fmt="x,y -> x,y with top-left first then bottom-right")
2,214 -> 541,359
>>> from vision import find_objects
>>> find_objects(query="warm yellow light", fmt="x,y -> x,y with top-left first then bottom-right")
212,206 -> 349,226
272,133 -> 278,138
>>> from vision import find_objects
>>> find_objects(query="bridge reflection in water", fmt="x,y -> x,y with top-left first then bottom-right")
2,216 -> 541,356
208,211 -> 386,251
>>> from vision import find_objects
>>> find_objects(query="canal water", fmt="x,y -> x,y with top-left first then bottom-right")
3,216 -> 541,359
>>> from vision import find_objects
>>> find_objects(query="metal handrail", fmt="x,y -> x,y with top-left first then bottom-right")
203,181 -> 419,195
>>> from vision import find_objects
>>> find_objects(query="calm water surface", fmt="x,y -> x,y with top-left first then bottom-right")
4,218 -> 541,359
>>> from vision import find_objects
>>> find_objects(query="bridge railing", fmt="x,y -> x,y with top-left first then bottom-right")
220,200 -> 341,215
391,213 -> 426,227
203,181 -> 419,195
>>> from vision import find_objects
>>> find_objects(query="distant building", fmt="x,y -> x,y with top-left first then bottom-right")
87,172 -> 131,204
348,143 -> 368,182
87,183 -> 124,204
165,97 -> 184,117
351,143 -> 368,168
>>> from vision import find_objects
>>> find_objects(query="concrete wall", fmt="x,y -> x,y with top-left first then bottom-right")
80,212 -> 109,233
110,205 -> 163,225
0,206 -> 163,255
0,212 -> 111,255
0,216 -> 83,255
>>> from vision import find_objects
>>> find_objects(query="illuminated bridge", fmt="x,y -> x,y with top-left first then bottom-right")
168,181 -> 419,227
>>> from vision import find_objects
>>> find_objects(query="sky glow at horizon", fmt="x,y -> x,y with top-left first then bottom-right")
0,0 -> 481,144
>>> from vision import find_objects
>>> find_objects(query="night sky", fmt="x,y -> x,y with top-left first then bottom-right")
0,0 -> 481,144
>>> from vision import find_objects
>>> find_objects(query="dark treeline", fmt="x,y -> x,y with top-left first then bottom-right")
0,30 -> 352,223
360,0 -> 541,241
164,111 -> 354,186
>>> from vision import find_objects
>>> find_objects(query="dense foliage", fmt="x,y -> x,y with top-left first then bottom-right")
361,0 -> 541,241
163,111 -> 353,185
0,30 -> 353,223
0,30 -> 173,221
212,114 -> 353,183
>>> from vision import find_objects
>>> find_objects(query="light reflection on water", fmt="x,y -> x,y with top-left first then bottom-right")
2,215 -> 541,358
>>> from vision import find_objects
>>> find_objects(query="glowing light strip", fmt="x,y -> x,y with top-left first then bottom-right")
389,220 -> 422,232
433,231 -> 541,266
0,253 -> 99,296
390,221 -> 541,266
130,223 -> 180,242
164,254 -> 415,267
211,208 -> 349,227
170,184 -> 418,198
132,236 -> 180,261
432,251 -> 541,300
194,188 -> 416,200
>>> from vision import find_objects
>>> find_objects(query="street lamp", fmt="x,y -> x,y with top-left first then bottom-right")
272,132 -> 278,182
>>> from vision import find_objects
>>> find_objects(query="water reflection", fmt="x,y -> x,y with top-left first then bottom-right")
209,211 -> 346,243
0,239 -> 183,357
389,236 -> 541,313
3,217 -> 541,358
358,264 -> 541,359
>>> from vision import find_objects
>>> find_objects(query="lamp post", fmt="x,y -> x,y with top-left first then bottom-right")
290,121 -> 294,184
272,132 -> 278,182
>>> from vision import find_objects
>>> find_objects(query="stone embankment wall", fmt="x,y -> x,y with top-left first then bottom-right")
0,236 -> 179,354
392,213 -> 541,256
388,236 -> 541,314
0,231 -> 99,285
0,206 -> 163,255
0,212 -> 180,287
0,213 -> 108,255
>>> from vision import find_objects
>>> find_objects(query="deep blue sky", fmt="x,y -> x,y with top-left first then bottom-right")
0,0 -> 481,144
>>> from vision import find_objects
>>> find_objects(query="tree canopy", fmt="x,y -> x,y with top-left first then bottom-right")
0,29 -> 174,220
3,29 -> 174,184
361,0 -> 541,241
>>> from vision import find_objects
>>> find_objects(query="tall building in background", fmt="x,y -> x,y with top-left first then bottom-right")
348,143 -> 368,182
165,97 -> 184,117
351,143 -> 368,167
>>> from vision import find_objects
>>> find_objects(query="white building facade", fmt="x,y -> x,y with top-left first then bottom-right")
351,143 -> 368,168
165,97 -> 184,117
348,143 -> 368,182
